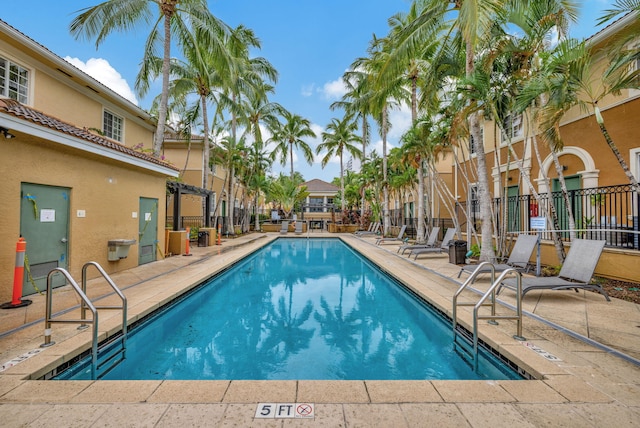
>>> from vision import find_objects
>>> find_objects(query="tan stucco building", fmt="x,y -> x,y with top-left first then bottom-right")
0,20 -> 178,303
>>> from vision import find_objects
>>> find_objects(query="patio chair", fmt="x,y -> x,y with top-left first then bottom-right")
356,222 -> 380,236
457,234 -> 537,278
376,225 -> 407,245
498,239 -> 610,301
408,227 -> 458,260
398,227 -> 441,254
280,220 -> 289,234
294,220 -> 303,235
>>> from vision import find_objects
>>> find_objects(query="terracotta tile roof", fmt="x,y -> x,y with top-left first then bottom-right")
303,178 -> 339,192
0,98 -> 177,171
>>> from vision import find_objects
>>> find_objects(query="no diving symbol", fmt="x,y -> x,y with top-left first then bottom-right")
296,403 -> 314,418
254,402 -> 315,419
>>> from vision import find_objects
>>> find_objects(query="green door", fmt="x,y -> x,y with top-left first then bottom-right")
552,175 -> 581,237
506,185 -> 520,232
20,183 -> 69,295
138,198 -> 158,265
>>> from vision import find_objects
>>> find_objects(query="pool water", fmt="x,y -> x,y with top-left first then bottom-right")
56,238 -> 522,381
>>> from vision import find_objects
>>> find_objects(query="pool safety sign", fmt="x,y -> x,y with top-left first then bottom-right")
255,403 -> 315,419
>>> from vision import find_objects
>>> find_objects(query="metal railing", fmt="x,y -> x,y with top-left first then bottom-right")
453,265 -> 525,361
41,262 -> 127,380
459,183 -> 639,250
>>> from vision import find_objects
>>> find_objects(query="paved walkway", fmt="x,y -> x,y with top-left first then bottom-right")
0,231 -> 638,427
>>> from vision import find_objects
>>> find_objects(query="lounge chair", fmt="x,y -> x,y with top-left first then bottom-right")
398,227 -> 441,254
280,220 -> 289,234
458,234 -> 537,278
294,220 -> 303,235
354,222 -> 374,234
498,239 -> 610,301
376,225 -> 407,245
356,222 -> 381,236
408,227 -> 458,259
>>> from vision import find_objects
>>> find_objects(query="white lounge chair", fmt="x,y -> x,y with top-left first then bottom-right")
355,222 -> 380,236
458,234 -> 537,278
280,220 -> 289,234
499,239 -> 609,301
408,228 -> 458,259
376,225 -> 407,245
398,227 -> 441,254
294,221 -> 303,235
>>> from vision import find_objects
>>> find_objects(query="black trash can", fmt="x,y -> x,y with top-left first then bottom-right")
197,230 -> 209,247
449,240 -> 467,265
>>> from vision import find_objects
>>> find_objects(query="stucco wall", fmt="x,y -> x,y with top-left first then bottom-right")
0,135 -> 169,302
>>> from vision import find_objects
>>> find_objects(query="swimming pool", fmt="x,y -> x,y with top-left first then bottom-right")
56,238 -> 522,381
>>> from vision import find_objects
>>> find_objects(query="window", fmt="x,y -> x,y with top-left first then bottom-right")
103,110 -> 123,141
502,113 -> 523,143
469,185 -> 480,214
0,56 -> 29,103
310,197 -> 323,212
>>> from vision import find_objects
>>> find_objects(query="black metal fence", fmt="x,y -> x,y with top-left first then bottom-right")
166,184 -> 638,250
458,184 -> 639,250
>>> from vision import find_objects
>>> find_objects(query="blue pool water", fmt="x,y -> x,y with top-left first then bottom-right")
56,238 -> 522,380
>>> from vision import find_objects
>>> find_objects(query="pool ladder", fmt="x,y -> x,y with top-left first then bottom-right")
41,262 -> 127,380
452,262 -> 525,362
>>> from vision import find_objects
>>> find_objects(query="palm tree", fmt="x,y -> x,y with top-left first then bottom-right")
332,70 -> 373,224
316,117 -> 362,212
352,35 -> 409,236
70,0 -> 228,156
220,25 -> 278,234
387,0 -> 510,260
269,111 -> 317,178
267,174 -> 309,219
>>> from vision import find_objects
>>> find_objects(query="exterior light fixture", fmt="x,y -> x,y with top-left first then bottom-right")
0,126 -> 15,139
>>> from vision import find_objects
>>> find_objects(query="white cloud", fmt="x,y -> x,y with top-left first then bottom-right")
301,83 -> 316,97
321,77 -> 347,100
64,57 -> 138,105
388,103 -> 412,140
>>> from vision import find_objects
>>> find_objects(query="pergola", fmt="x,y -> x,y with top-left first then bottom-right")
166,181 -> 214,231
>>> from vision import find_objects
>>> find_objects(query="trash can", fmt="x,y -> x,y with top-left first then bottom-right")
449,240 -> 467,265
197,230 -> 209,247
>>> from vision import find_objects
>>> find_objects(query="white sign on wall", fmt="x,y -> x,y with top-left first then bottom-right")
530,216 -> 547,230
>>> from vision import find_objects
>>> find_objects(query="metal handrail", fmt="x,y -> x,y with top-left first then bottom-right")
41,268 -> 99,379
80,262 -> 128,346
452,261 -> 497,334
473,269 -> 526,356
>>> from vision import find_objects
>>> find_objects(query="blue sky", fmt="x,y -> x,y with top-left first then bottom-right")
2,0 -> 616,183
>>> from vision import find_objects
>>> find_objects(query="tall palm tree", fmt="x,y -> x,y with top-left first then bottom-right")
316,117 -> 362,212
387,0 -> 509,260
332,70 -> 372,224
70,0 -> 228,156
385,1 -> 440,243
352,35 -> 409,236
269,111 -> 317,177
220,26 -> 278,234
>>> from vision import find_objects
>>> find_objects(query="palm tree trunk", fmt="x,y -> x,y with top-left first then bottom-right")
361,116 -> 367,226
153,10 -> 172,156
382,108 -> 390,236
340,156 -> 346,212
289,142 -> 295,178
201,95 -> 210,190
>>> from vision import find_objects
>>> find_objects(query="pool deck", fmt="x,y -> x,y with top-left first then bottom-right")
0,231 -> 638,427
